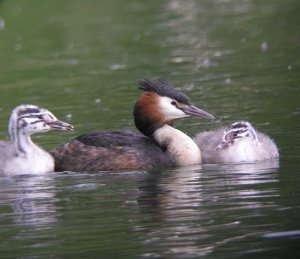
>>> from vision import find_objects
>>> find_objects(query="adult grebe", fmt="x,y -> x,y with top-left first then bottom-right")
194,121 -> 279,163
0,104 -> 74,175
52,78 -> 215,171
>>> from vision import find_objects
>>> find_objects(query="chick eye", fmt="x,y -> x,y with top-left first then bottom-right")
171,100 -> 177,106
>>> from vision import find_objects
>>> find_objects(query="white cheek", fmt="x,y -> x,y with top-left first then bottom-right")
159,96 -> 188,120
29,123 -> 50,133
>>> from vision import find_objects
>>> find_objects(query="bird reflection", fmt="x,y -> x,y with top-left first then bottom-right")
138,166 -> 213,257
138,160 -> 279,257
0,174 -> 58,227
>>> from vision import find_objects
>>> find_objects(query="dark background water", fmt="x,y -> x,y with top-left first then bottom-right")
0,0 -> 299,258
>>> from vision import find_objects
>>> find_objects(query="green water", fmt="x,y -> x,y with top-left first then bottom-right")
0,0 -> 299,258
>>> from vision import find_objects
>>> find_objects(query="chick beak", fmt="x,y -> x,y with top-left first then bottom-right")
216,133 -> 235,150
216,141 -> 230,150
48,120 -> 74,131
181,105 -> 215,120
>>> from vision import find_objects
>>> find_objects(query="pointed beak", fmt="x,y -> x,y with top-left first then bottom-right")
48,120 -> 74,131
181,105 -> 215,120
216,141 -> 230,150
216,133 -> 235,150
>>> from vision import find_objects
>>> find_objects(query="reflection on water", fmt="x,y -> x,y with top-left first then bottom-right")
0,0 -> 300,257
0,158 -> 299,257
139,167 -> 212,257
0,174 -> 59,256
0,174 -> 57,226
138,161 -> 280,257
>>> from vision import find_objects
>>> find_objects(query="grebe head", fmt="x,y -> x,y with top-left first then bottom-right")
134,78 -> 215,137
9,104 -> 74,140
216,121 -> 259,150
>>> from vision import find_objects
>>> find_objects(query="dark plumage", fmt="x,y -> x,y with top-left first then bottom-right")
52,131 -> 173,171
138,78 -> 192,105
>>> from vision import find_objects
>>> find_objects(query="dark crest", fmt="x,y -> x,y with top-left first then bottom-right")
138,78 -> 192,105
18,108 -> 41,117
229,121 -> 248,130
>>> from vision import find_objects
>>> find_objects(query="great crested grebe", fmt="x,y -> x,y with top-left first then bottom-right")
52,78 -> 215,171
0,104 -> 73,175
194,121 -> 279,164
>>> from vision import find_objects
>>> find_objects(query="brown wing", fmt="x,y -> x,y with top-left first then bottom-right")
51,130 -> 174,172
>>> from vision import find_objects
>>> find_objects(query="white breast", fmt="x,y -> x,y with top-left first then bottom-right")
0,142 -> 54,175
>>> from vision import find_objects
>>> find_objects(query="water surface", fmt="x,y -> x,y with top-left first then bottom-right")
0,0 -> 299,258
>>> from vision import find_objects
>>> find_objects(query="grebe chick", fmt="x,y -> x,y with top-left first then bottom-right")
194,121 -> 279,164
0,105 -> 74,175
52,78 -> 215,171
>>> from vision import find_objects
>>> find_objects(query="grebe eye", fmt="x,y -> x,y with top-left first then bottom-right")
171,100 -> 177,106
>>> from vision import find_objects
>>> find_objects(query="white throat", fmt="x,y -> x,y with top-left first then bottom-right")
11,127 -> 37,157
153,124 -> 202,166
